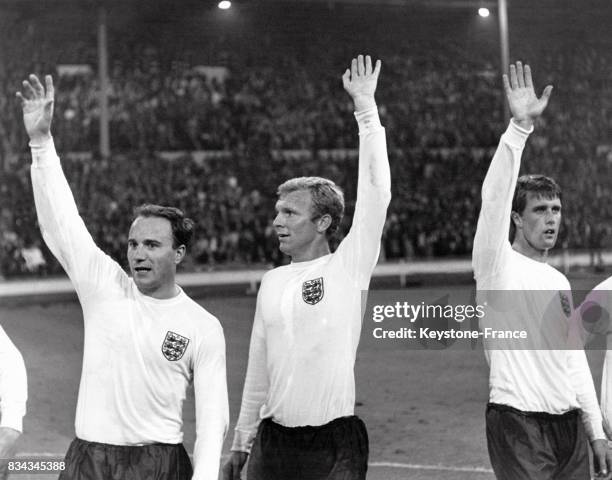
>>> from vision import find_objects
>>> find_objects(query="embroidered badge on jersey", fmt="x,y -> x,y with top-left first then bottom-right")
302,277 -> 324,305
559,291 -> 572,317
162,331 -> 190,361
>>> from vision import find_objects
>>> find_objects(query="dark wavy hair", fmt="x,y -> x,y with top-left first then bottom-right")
132,204 -> 195,249
510,175 -> 562,242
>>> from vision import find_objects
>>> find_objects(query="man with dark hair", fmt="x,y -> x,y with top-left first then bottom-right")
223,54 -> 391,480
472,62 -> 610,479
133,203 -> 196,248
18,74 -> 228,479
509,174 -> 562,243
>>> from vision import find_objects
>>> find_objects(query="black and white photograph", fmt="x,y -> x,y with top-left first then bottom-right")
0,0 -> 611,479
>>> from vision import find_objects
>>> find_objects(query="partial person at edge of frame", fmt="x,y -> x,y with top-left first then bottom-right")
0,325 -> 27,480
573,246 -> 612,457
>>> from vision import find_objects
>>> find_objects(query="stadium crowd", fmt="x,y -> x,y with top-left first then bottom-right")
1,7 -> 611,278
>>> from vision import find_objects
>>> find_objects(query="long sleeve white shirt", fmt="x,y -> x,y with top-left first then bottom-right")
0,325 -> 27,432
231,107 -> 391,452
30,139 -> 229,479
472,120 -> 605,440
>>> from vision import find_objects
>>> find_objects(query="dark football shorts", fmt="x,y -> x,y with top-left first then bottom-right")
58,438 -> 193,480
247,415 -> 369,480
486,403 -> 589,480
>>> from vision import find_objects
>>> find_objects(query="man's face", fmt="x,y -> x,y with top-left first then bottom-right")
273,190 -> 321,260
127,216 -> 182,297
514,193 -> 562,251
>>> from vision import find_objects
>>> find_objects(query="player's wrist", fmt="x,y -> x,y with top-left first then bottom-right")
28,133 -> 53,148
352,95 -> 376,112
589,438 -> 608,448
511,117 -> 534,131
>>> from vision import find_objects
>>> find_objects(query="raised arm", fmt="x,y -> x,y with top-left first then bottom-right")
223,291 -> 269,480
0,325 -> 27,478
192,322 -> 229,480
472,63 -> 553,281
336,55 -> 392,287
18,75 -> 125,298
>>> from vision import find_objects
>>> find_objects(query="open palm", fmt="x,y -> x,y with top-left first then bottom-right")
503,62 -> 552,127
16,74 -> 54,142
342,55 -> 381,111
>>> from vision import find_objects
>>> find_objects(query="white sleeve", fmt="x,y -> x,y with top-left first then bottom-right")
192,322 -> 229,480
0,326 -> 27,433
231,290 -> 269,453
602,351 -> 612,438
335,107 -> 392,289
472,120 -> 532,282
567,349 -> 606,440
30,137 -> 128,300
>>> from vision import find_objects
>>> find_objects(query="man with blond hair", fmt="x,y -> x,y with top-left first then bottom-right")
223,54 -> 391,480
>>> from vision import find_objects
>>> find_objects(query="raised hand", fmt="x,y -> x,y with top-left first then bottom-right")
342,54 -> 381,112
503,62 -> 552,130
16,74 -> 54,143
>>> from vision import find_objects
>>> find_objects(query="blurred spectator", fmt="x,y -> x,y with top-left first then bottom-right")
0,5 -> 611,277
20,239 -> 47,275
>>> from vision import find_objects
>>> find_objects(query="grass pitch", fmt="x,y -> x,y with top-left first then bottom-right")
1,272 -> 607,479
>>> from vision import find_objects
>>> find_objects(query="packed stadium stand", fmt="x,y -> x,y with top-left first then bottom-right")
1,0 -> 611,278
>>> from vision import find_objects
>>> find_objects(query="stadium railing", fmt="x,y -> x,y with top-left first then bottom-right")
1,250 -> 610,300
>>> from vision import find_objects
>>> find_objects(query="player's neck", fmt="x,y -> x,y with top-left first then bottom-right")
290,242 -> 331,263
137,282 -> 180,300
512,238 -> 549,262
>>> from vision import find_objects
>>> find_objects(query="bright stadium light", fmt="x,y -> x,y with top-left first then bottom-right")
478,7 -> 490,17
218,0 -> 231,9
